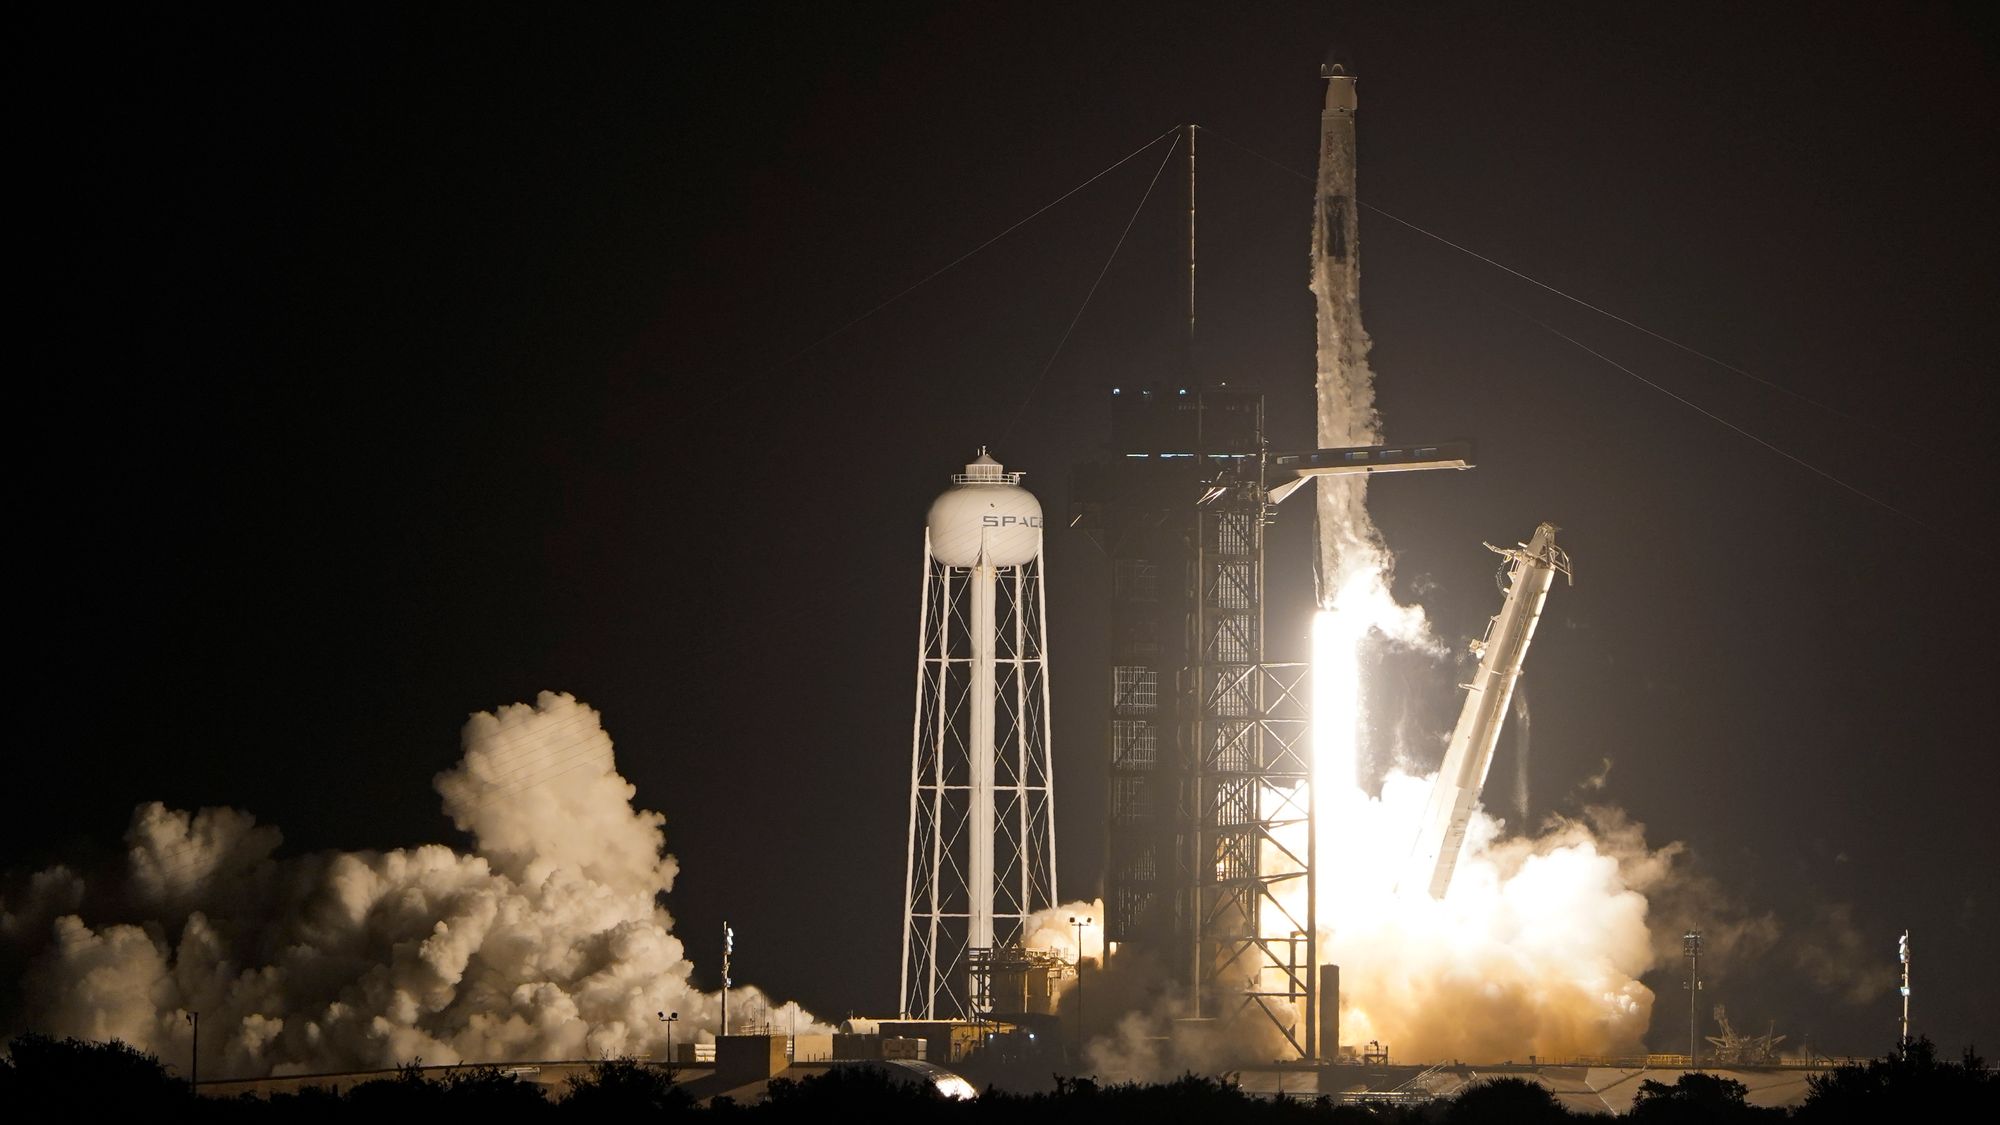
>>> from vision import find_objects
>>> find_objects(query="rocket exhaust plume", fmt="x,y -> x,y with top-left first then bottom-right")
0,693 -> 825,1077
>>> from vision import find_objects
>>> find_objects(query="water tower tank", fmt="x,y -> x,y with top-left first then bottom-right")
926,449 -> 1043,567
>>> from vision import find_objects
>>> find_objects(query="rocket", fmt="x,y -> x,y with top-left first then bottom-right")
1312,61 -> 1364,418
1404,523 -> 1572,899
1312,61 -> 1381,597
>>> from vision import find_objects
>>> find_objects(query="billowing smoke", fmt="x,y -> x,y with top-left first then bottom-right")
1292,762 -> 1780,1064
1085,994 -> 1260,1081
1023,899 -> 1283,1080
0,692 -> 824,1077
1791,904 -> 1889,1006
1020,900 -> 1103,965
1318,777 -> 1657,1060
1027,812 -> 1742,1076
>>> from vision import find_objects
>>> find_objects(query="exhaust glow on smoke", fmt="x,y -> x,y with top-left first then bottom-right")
1311,603 -> 1365,796
1,692 -> 826,1077
1304,581 -> 1665,1062
1315,769 -> 1658,1060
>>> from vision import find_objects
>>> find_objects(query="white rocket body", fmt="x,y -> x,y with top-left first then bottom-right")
1312,64 -> 1381,596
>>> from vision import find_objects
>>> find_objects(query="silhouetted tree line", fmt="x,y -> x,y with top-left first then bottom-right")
1,1034 -> 1993,1121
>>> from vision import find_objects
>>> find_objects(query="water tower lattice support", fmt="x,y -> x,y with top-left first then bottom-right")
901,454 -> 1058,1020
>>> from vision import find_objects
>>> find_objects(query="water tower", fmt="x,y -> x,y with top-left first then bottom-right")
900,448 -> 1059,1019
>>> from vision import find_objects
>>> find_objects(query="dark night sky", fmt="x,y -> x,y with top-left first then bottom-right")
18,3 -> 1998,1056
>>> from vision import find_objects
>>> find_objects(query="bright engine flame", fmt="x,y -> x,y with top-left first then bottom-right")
1296,569 -> 1664,1063
1310,567 -> 1438,802
1311,606 -> 1367,798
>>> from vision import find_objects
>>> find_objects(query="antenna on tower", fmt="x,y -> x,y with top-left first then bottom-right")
1186,122 -> 1197,349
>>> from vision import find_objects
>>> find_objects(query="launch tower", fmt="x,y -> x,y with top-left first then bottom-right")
1071,388 -> 1318,1057
901,450 -> 1059,1020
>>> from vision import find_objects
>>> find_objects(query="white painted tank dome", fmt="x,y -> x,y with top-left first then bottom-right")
927,448 -> 1043,567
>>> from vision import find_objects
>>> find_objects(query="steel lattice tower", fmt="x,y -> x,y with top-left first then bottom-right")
901,450 -> 1058,1020
1072,387 -> 1316,1059
1192,443 -> 1315,1056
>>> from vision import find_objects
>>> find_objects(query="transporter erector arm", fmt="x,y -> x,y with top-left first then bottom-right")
1403,522 -> 1571,899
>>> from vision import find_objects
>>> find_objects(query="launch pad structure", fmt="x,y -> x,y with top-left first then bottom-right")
1071,387 -> 1471,1059
1072,387 -> 1319,1056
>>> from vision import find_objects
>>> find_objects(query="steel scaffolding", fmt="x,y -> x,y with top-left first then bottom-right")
901,510 -> 1059,1019
1074,386 -> 1317,1058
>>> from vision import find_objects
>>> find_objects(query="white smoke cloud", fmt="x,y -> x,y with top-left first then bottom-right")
1020,899 -> 1289,1082
1084,992 -> 1265,1081
2,692 -> 825,1077
1792,903 -> 1890,1006
1296,767 -> 1794,1066
1316,774 -> 1659,1062
1021,899 -> 1103,965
